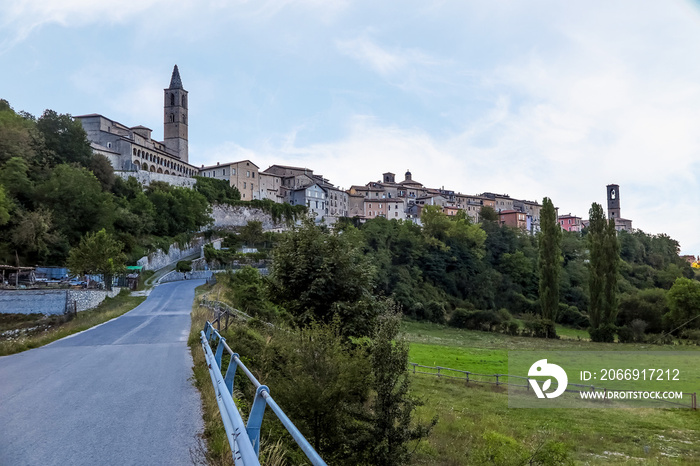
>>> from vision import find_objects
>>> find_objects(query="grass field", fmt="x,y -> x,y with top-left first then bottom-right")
403,320 -> 700,465
0,290 -> 145,356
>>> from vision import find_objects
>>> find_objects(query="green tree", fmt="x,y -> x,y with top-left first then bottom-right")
363,307 -> 436,465
35,164 -> 114,245
587,203 -> 619,342
11,208 -> 60,262
193,176 -> 240,204
0,157 -> 33,204
538,197 -> 562,326
0,185 -> 10,225
0,100 -> 38,164
223,266 -> 273,319
666,277 -> 700,331
479,205 -> 498,222
240,220 -> 264,247
67,229 -> 126,290
89,153 -> 116,191
268,220 -> 378,336
269,319 -> 371,463
588,203 -> 606,332
36,109 -> 93,167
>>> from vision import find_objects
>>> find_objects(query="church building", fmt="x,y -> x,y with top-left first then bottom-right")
75,65 -> 199,180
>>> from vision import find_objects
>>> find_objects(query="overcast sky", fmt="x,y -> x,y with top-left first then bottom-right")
2,0 -> 700,254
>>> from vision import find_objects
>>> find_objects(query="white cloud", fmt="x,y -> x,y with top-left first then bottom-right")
0,0 -> 169,53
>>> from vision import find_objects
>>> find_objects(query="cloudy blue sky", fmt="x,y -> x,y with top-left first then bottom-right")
2,1 -> 700,254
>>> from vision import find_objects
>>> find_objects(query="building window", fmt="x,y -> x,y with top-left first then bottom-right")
244,182 -> 247,189
247,171 -> 250,177
170,93 -> 175,106
252,172 -> 255,178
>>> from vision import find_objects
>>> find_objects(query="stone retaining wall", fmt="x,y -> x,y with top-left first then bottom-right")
0,288 -> 122,315
116,171 -> 196,188
159,270 -> 214,283
211,205 -> 292,231
136,237 -> 218,271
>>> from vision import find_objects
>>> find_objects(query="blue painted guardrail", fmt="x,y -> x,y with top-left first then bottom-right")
200,321 -> 327,466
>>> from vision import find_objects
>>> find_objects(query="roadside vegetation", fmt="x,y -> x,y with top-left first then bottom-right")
190,215 -> 700,465
0,289 -> 145,356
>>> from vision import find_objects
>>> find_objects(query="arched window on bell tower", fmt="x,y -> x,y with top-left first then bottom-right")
170,93 -> 175,106
181,95 -> 186,107
170,113 -> 174,123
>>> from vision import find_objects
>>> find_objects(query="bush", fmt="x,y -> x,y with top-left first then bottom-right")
589,324 -> 616,342
499,320 -> 520,336
644,333 -> 673,345
176,260 -> 192,272
424,300 -> 447,324
449,308 -> 512,333
449,308 -> 472,329
557,304 -> 589,329
680,329 -> 700,345
617,289 -> 667,334
522,316 -> 557,339
617,325 -> 635,343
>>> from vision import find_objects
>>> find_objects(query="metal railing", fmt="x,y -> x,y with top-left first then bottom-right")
200,321 -> 327,465
409,363 -> 697,410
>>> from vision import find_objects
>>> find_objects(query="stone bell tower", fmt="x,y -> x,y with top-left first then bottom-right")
607,184 -> 620,220
164,65 -> 188,162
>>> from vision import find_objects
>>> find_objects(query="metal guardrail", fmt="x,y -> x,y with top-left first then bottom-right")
409,363 -> 698,410
200,321 -> 327,465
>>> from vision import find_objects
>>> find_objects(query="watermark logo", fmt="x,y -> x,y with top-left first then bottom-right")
528,359 -> 568,399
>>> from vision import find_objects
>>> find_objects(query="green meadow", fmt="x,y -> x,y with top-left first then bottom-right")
403,321 -> 700,465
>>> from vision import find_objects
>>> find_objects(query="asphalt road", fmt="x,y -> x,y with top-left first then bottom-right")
0,280 -> 205,466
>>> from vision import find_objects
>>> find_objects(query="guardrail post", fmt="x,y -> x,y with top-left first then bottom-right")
205,322 -> 213,341
247,385 -> 270,456
215,336 -> 226,369
224,353 -> 240,395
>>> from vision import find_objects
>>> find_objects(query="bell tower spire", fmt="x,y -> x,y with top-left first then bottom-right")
164,65 -> 188,162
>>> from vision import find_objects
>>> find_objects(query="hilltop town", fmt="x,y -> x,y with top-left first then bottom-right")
78,65 -> 636,235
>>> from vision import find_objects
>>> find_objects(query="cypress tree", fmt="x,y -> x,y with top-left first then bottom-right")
587,203 -> 619,342
587,203 -> 606,331
538,197 -> 562,331
602,217 -> 620,327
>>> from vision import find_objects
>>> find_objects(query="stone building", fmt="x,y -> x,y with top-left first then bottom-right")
75,65 -> 198,182
199,160 -> 260,200
558,213 -> 582,232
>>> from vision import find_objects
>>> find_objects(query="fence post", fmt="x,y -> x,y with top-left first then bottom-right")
412,363 -> 416,374
246,385 -> 270,456
526,378 -> 529,391
215,336 -> 226,369
224,353 -> 239,395
693,393 -> 697,410
496,374 -> 500,386
466,372 -> 470,384
437,367 -> 441,378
